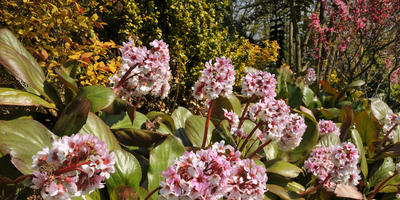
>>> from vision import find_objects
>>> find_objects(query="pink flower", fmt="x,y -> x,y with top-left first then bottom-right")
318,120 -> 340,136
110,39 -> 171,99
383,112 -> 400,142
223,109 -> 239,133
31,133 -> 115,200
241,70 -> 277,98
304,142 -> 361,191
279,113 -> 307,151
305,68 -> 316,84
192,57 -> 236,100
159,141 -> 267,199
249,97 -> 290,141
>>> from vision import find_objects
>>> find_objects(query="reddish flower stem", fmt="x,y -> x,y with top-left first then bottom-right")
367,172 -> 398,200
202,100 -> 215,148
247,139 -> 272,159
238,95 -> 256,129
113,64 -> 138,94
238,121 -> 263,152
145,186 -> 161,200
55,160 -> 91,175
299,175 -> 331,196
377,124 -> 398,151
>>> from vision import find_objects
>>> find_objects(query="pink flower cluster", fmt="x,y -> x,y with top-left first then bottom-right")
304,142 -> 360,191
159,142 -> 268,199
110,39 -> 171,99
192,57 -> 236,100
241,70 -> 277,98
223,109 -> 239,133
318,120 -> 340,136
31,133 -> 115,200
305,68 -> 316,85
279,113 -> 307,151
383,113 -> 400,141
249,97 -> 291,141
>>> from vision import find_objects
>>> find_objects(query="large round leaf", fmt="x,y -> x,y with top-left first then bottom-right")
0,29 -> 46,97
210,94 -> 242,121
355,111 -> 379,156
171,106 -> 193,130
76,85 -> 115,113
81,112 -> 121,151
147,136 -> 185,200
147,111 -> 176,133
371,98 -> 392,121
106,149 -> 142,195
0,118 -> 56,174
185,115 -> 215,147
0,88 -> 55,108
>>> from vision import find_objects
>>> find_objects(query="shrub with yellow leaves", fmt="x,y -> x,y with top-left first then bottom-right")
0,0 -> 120,86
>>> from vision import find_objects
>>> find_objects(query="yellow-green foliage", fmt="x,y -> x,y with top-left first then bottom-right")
0,0 -> 120,86
225,38 -> 280,85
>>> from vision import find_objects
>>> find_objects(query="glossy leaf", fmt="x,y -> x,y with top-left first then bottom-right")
355,111 -> 380,155
0,29 -> 45,96
55,68 -> 79,95
76,85 -> 115,113
0,118 -> 56,174
171,106 -> 193,130
81,112 -> 121,151
52,98 -> 90,136
371,98 -> 392,121
0,88 -> 55,108
211,94 -> 242,121
266,160 -> 302,178
347,80 -> 365,88
369,157 -> 395,187
350,129 -> 368,179
320,108 -> 340,120
109,111 -> 148,130
113,129 -> 168,148
147,136 -> 185,200
106,149 -> 142,195
339,106 -> 355,141
318,133 -> 340,147
147,111 -> 176,133
334,184 -> 363,199
185,115 -> 215,147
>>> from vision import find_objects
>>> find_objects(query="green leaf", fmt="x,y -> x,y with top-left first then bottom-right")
0,29 -> 46,97
171,106 -> 193,130
266,160 -> 302,178
0,88 -> 55,108
55,68 -> 79,95
147,111 -> 176,133
113,129 -> 168,148
371,98 -> 393,121
185,115 -> 215,147
52,98 -> 90,136
347,80 -> 365,88
81,112 -> 121,151
0,118 -> 56,174
350,129 -> 368,179
355,111 -> 380,155
318,133 -> 340,147
267,184 -> 303,200
106,149 -> 141,194
320,108 -> 340,120
148,136 -> 185,200
263,140 -> 279,160
380,174 -> 400,193
108,111 -> 148,129
210,94 -> 242,121
76,86 -> 115,113
288,84 -> 302,108
369,157 -> 395,187
302,86 -> 317,108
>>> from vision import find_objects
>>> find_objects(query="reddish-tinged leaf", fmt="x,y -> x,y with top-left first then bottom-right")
334,184 -> 363,199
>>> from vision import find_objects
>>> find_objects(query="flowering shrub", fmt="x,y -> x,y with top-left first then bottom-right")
110,39 -> 171,100
159,141 -> 267,199
31,133 -> 115,199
